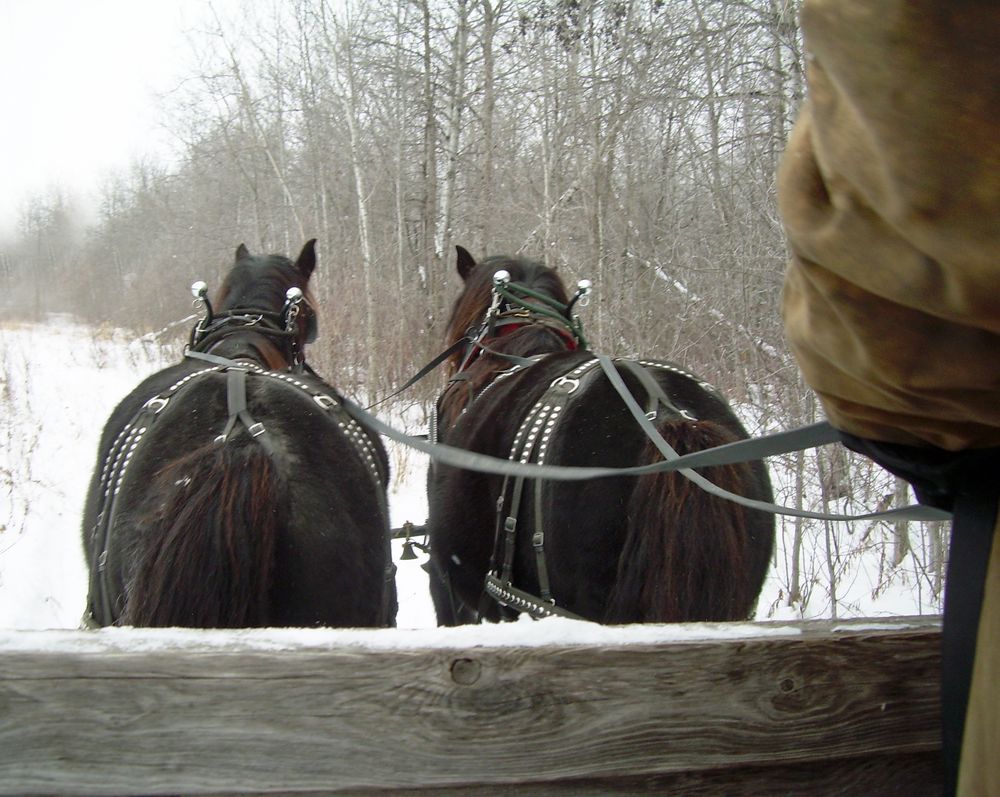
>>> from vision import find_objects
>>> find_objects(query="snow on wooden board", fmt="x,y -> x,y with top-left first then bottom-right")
0,616 -> 812,655
0,616 -> 942,797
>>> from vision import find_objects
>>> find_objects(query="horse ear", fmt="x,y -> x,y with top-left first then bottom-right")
296,239 -> 317,279
235,243 -> 250,262
456,245 -> 477,282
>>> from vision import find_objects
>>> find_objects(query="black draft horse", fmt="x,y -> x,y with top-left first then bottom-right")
426,247 -> 775,625
82,240 -> 396,628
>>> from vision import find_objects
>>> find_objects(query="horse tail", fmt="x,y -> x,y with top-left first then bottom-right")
605,418 -> 765,624
123,442 -> 284,627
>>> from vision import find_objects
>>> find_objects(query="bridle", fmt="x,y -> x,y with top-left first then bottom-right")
187,281 -> 317,372
362,270 -> 593,414
452,270 -> 592,375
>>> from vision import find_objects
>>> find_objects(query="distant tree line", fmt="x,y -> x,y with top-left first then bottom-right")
2,0 -> 802,396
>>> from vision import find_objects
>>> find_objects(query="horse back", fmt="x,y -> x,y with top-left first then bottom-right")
547,359 -> 775,620
84,363 -> 392,628
428,351 -> 774,623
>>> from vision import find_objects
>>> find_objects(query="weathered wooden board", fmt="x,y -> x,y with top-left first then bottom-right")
199,752 -> 941,797
0,617 -> 941,795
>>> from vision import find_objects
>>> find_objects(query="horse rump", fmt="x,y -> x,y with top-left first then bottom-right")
122,441 -> 285,627
605,417 -> 771,624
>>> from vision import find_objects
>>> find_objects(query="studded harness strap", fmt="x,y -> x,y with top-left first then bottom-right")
481,356 -> 706,621
85,354 -> 387,628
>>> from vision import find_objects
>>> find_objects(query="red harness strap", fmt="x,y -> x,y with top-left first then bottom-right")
491,318 -> 579,350
458,317 -> 579,374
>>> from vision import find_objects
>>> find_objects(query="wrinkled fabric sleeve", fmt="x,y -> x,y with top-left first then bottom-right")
778,2 -> 1000,451
778,5 -> 1000,796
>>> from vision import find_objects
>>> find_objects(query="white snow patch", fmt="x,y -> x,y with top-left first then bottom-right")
0,618 -> 805,655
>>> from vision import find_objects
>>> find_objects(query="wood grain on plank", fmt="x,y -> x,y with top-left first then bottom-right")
0,617 -> 941,795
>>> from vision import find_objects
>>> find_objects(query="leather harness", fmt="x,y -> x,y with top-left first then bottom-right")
445,354 -> 710,621
84,350 -> 388,628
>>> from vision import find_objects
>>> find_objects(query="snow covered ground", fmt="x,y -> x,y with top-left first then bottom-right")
0,320 -> 942,632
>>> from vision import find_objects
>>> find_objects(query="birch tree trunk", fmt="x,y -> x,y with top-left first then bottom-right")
321,3 -> 377,396
477,0 -> 501,252
788,447 -> 805,609
418,0 -> 438,303
392,0 -> 408,296
437,0 -> 470,273
892,477 -> 912,567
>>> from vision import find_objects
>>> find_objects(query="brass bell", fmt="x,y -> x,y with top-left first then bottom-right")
400,541 -> 418,561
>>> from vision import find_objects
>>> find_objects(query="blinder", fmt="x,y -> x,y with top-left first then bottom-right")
304,309 -> 318,344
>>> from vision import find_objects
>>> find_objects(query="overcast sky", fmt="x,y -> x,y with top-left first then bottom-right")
0,1 -> 224,238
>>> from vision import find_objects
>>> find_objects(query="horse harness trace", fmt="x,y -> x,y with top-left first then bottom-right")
439,352 -> 716,622
84,307 -> 388,628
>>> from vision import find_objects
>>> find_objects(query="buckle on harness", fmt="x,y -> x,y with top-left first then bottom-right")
248,422 -> 266,437
314,394 -> 338,410
144,397 -> 169,414
552,375 -> 580,394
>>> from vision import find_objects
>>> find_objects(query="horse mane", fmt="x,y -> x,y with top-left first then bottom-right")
439,254 -> 574,426
444,254 -> 571,369
217,254 -> 313,313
